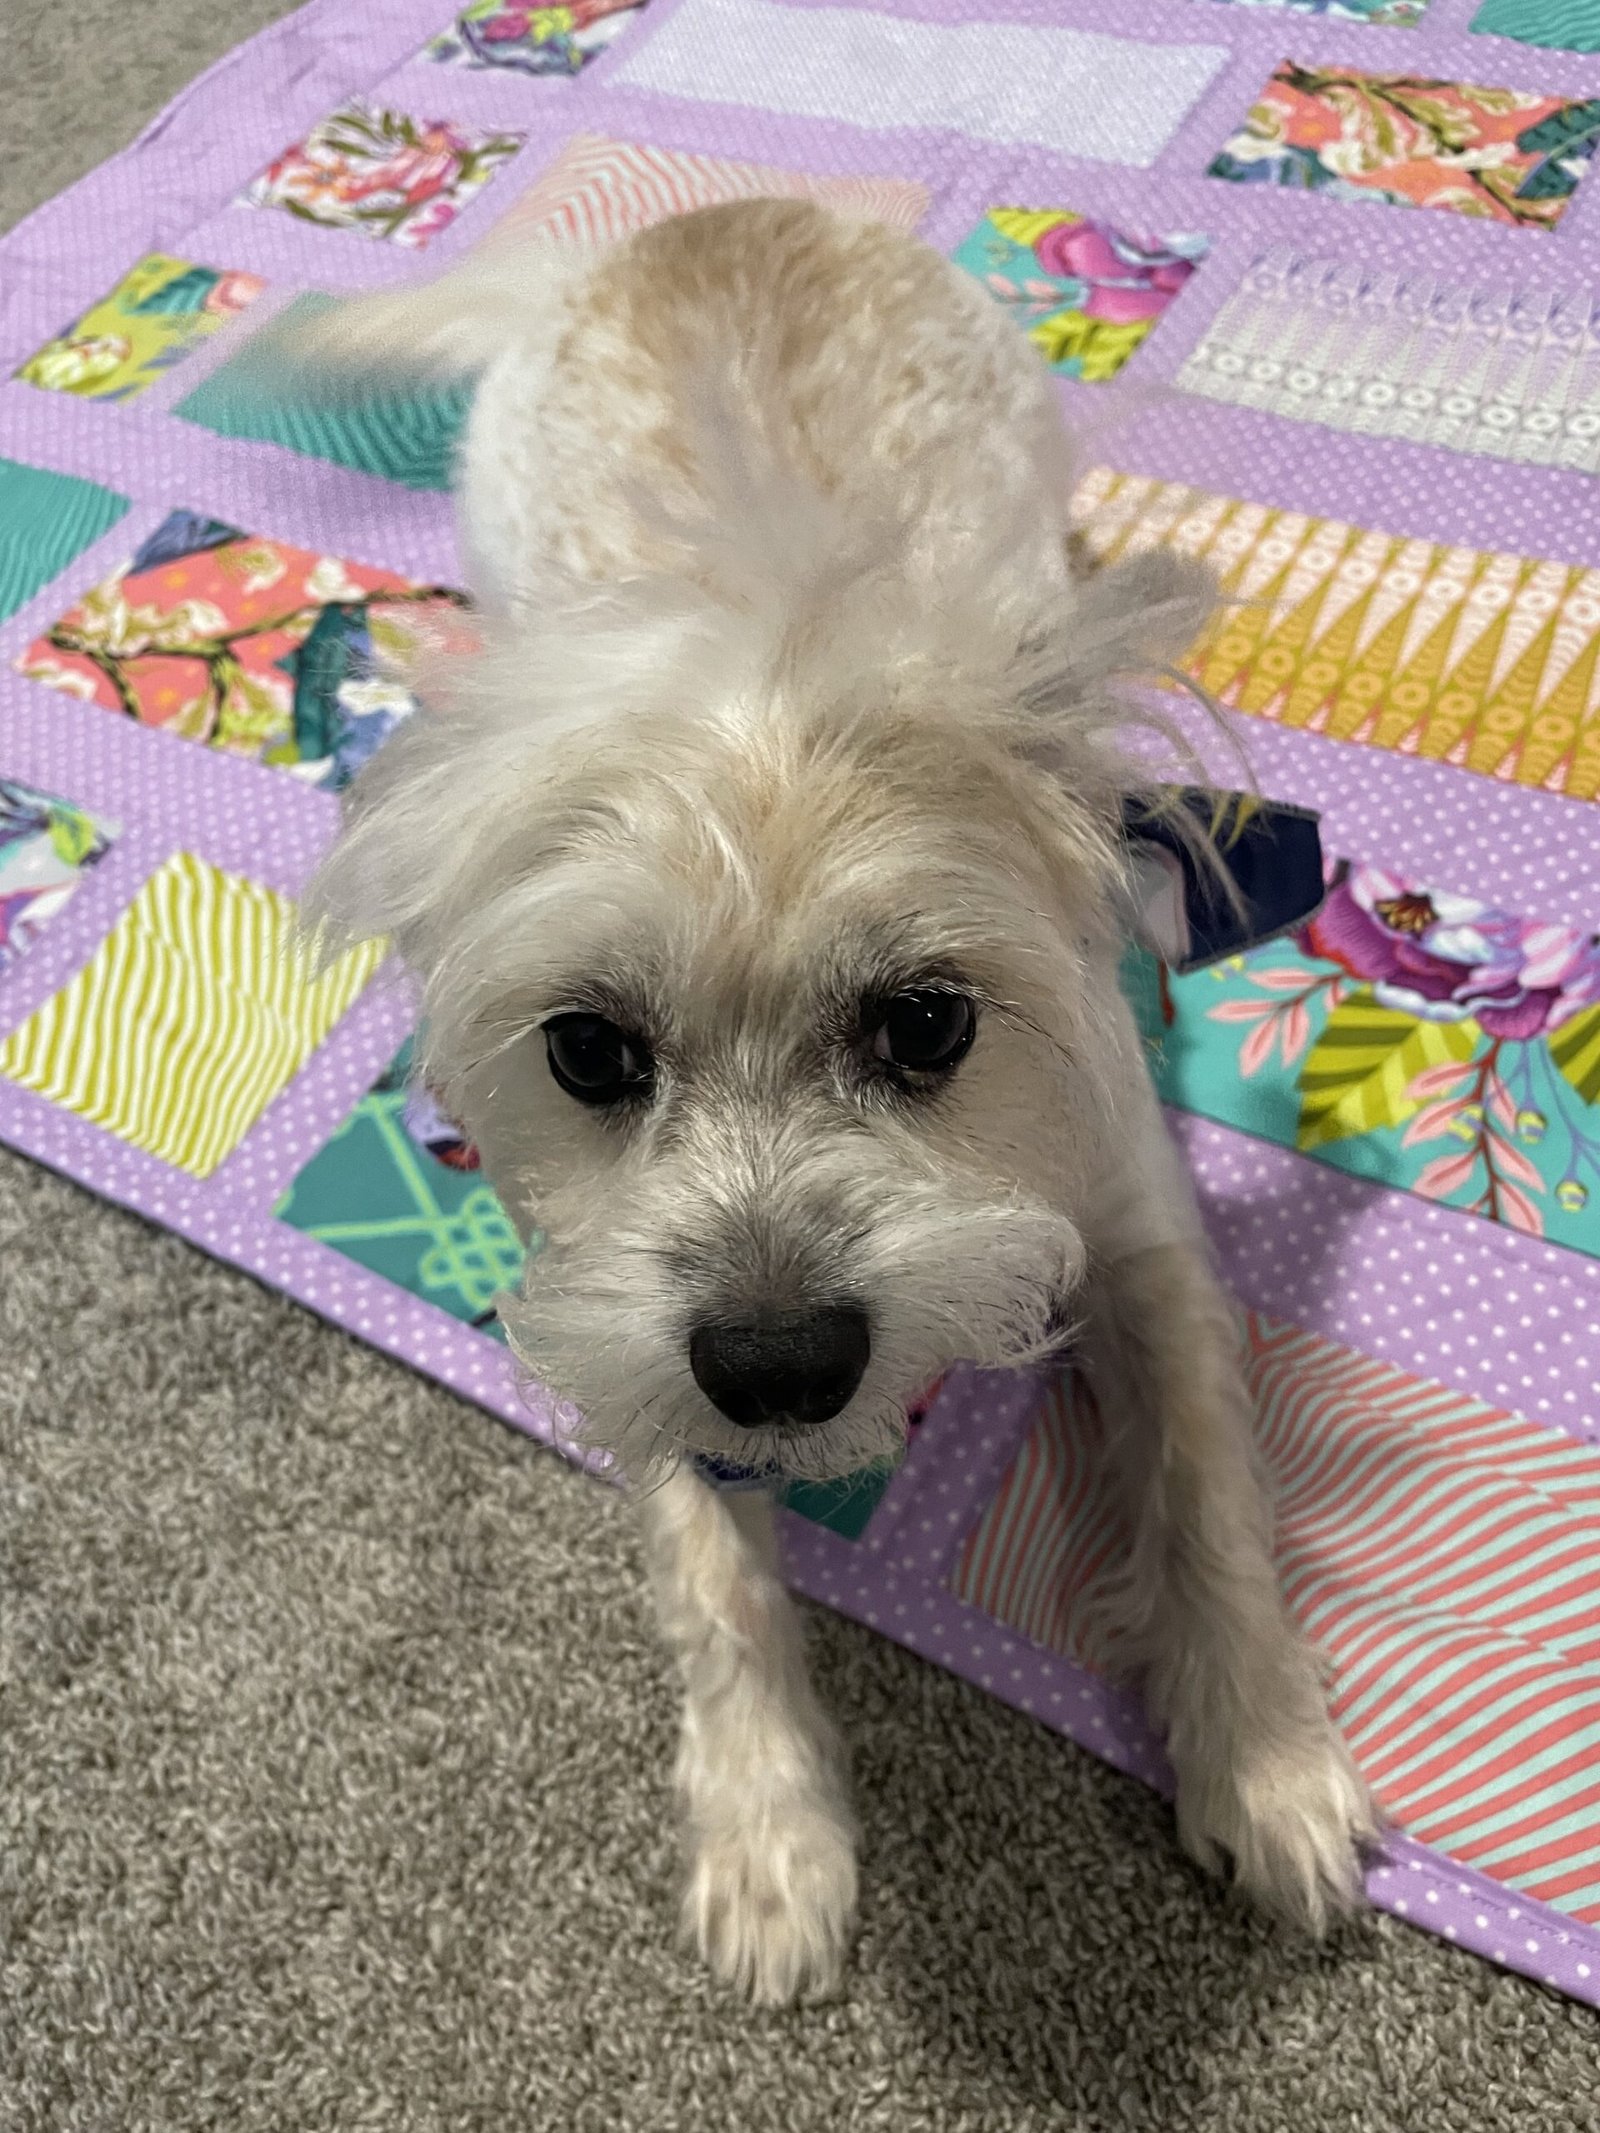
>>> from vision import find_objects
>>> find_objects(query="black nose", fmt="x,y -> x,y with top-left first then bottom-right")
689,1307 -> 871,1428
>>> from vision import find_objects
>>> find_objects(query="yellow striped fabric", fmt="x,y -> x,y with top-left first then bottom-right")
1074,466 -> 1600,800
0,852 -> 385,1177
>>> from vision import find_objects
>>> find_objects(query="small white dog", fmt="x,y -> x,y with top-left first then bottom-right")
302,200 -> 1373,2002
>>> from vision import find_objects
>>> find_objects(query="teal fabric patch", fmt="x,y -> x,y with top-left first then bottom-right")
782,1467 -> 898,1540
1471,0 -> 1600,50
0,457 -> 130,625
276,1047 -> 526,1328
1121,940 -> 1168,1045
174,295 -> 472,491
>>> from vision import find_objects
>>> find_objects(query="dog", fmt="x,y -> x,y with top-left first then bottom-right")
297,199 -> 1374,2002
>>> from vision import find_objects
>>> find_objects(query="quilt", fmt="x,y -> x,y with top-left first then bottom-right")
4,0 -> 1600,2009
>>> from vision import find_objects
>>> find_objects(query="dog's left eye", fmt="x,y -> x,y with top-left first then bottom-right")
870,990 -> 977,1074
544,1013 -> 654,1106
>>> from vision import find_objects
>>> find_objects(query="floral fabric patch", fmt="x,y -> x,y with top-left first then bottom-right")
240,101 -> 523,248
0,780 -> 119,983
1207,63 -> 1600,228
1205,0 -> 1430,19
0,853 -> 384,1178
1139,862 -> 1600,1253
277,1046 -> 524,1330
18,511 -> 464,792
15,255 -> 266,403
425,0 -> 648,74
952,210 -> 1209,381
1072,468 -> 1600,802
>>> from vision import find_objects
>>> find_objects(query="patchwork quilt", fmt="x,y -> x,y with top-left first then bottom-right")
4,0 -> 1600,2010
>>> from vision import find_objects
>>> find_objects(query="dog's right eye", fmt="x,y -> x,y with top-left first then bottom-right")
544,1013 -> 654,1106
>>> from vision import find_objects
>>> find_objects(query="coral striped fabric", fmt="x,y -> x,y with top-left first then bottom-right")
1074,466 -> 1600,799
498,130 -> 930,248
953,1316 -> 1600,1921
0,853 -> 385,1177
954,1370 -> 1122,1672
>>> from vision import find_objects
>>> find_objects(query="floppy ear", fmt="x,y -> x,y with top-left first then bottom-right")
1049,546 -> 1220,702
1001,544 -> 1220,797
1029,551 -> 1329,969
995,543 -> 1242,939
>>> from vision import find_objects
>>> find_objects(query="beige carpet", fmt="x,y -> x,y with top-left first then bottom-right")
3,6 -> 1599,2127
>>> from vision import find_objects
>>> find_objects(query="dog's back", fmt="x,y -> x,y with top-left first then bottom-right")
276,199 -> 1077,613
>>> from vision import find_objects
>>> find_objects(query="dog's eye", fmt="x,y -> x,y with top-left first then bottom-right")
544,1013 -> 654,1106
871,990 -> 976,1074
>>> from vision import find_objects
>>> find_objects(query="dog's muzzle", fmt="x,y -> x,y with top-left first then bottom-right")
689,1306 -> 871,1428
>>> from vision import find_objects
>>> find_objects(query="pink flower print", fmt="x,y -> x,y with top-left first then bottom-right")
398,194 -> 463,247
203,272 -> 265,318
392,127 -> 471,204
1301,864 -> 1600,1041
1033,220 -> 1200,327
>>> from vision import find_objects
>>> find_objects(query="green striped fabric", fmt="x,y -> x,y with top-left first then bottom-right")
1471,0 -> 1600,49
0,457 -> 130,624
174,295 -> 472,491
0,852 -> 386,1176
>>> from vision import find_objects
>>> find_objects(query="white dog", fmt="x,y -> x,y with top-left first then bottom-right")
300,200 -> 1373,2002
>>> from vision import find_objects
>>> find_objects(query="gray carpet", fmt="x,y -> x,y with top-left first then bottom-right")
4,7 -> 1599,2128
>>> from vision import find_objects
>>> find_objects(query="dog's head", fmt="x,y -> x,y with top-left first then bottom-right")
315,537 -> 1215,1485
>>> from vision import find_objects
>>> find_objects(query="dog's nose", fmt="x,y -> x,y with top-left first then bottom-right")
689,1307 -> 871,1427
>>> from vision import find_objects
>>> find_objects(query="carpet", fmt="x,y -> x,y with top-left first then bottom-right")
3,1 -> 1600,2120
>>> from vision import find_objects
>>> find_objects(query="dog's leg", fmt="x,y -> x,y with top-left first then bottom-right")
1084,1198 -> 1374,1929
638,1466 -> 857,2003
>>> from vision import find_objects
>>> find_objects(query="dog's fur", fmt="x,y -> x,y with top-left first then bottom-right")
300,200 -> 1374,2002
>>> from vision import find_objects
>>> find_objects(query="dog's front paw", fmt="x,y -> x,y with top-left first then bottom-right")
1175,1714 -> 1376,1936
682,1792 -> 858,2005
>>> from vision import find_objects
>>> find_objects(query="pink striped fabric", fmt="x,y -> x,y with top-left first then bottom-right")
953,1316 -> 1600,1922
953,1371 -> 1121,1673
497,131 -> 931,247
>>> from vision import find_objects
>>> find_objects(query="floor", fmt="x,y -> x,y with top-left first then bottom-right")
4,4 -> 1600,2128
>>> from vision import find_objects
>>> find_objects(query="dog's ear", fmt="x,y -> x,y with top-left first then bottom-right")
993,545 -> 1236,934
1000,545 -> 1222,818
1025,548 -> 1219,724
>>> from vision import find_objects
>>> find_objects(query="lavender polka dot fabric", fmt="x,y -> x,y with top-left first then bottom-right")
4,0 -> 1600,2012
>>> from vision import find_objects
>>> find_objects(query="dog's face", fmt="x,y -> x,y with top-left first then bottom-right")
447,698 -> 1136,1485
317,543 -> 1213,1485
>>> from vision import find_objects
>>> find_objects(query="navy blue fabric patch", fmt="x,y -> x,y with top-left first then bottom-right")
1124,789 -> 1325,973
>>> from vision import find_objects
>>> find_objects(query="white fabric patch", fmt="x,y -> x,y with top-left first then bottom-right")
615,0 -> 1227,166
1180,249 -> 1600,475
